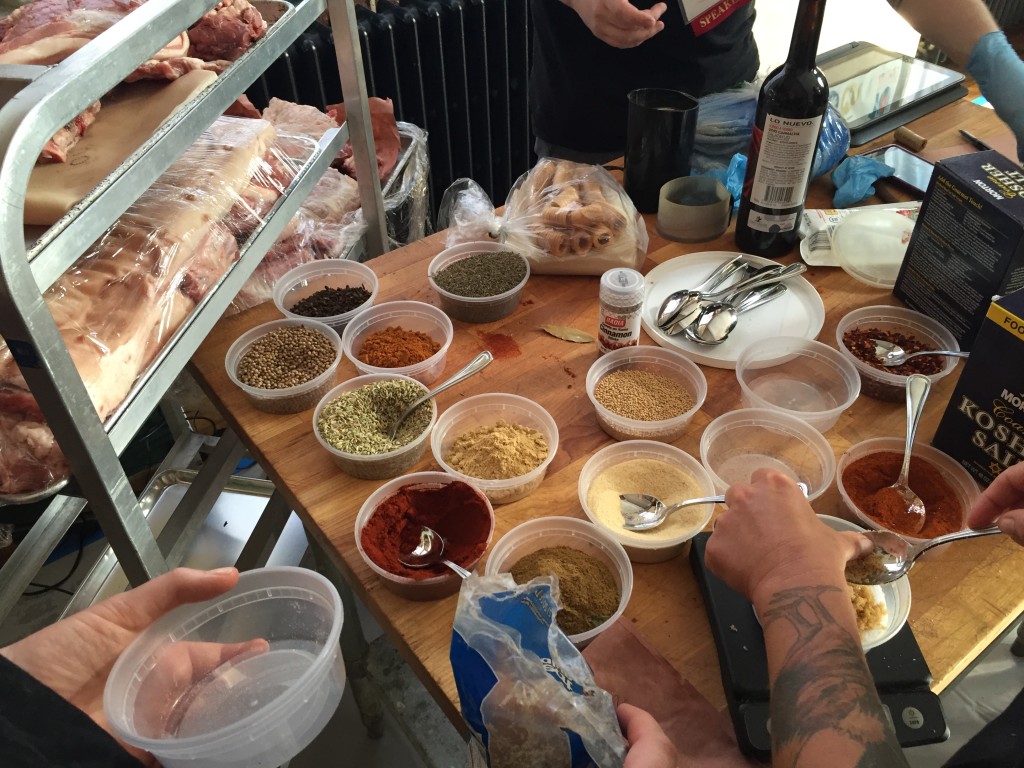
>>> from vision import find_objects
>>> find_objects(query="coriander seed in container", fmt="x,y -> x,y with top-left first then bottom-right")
313,373 -> 437,480
428,241 -> 530,323
586,345 -> 706,442
225,319 -> 342,414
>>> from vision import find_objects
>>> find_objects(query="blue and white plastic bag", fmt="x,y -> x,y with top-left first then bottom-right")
450,573 -> 627,768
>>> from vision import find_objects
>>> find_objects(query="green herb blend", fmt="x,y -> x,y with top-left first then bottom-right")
433,251 -> 527,298
317,379 -> 432,455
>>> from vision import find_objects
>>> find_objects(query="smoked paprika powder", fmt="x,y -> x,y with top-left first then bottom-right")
360,480 -> 493,579
841,451 -> 964,538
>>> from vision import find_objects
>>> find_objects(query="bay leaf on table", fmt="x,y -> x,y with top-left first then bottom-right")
541,325 -> 594,343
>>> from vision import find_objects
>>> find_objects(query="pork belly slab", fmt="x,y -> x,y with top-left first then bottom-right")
40,100 -> 101,162
0,118 -> 276,496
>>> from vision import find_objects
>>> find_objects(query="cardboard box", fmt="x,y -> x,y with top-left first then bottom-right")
931,288 -> 1024,487
893,150 -> 1024,350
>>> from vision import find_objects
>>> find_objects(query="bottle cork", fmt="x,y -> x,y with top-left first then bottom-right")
895,126 -> 927,152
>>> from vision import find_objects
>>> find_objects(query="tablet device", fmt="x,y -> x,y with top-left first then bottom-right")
816,41 -> 966,146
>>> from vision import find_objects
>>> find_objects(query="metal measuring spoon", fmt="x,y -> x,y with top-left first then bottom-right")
681,283 -> 790,345
656,255 -> 750,328
869,338 -> 970,368
845,525 -> 1003,585
621,482 -> 809,531
385,351 -> 493,439
398,525 -> 472,578
882,373 -> 930,535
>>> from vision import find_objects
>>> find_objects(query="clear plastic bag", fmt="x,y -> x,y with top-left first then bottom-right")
450,573 -> 627,768
0,117 -> 313,498
441,159 -> 647,276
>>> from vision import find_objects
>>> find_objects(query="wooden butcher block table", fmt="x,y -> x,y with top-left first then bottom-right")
190,99 -> 1024,731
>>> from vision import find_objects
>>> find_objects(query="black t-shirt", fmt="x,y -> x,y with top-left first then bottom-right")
530,0 -> 759,153
0,656 -> 144,768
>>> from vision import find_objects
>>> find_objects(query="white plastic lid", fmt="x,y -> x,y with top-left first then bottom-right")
601,268 -> 644,297
831,211 -> 916,289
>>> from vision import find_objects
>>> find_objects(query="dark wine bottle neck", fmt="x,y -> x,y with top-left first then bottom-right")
786,0 -> 827,72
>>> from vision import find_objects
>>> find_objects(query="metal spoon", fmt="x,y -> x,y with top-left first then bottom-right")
656,255 -> 750,328
885,373 -> 931,535
385,351 -> 493,439
621,482 -> 809,531
398,525 -> 472,578
663,262 -> 807,337
845,525 -> 1003,585
680,283 -> 789,345
869,338 -> 970,368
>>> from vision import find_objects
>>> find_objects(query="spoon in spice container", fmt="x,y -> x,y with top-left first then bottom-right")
385,351 -> 493,439
621,482 -> 809,531
845,525 -> 1003,585
869,338 -> 970,368
879,373 -> 931,536
399,525 -> 472,578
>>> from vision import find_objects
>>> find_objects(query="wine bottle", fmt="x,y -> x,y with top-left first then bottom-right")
735,0 -> 829,258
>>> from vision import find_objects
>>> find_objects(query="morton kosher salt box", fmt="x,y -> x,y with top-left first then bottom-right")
931,287 -> 1024,487
893,150 -> 1024,350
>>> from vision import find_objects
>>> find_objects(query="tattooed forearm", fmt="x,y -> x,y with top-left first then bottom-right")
761,585 -> 908,767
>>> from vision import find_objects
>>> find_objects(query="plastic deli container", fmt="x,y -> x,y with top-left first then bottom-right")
225,319 -> 342,414
484,516 -> 633,648
835,305 -> 960,402
273,259 -> 379,330
355,471 -> 495,600
735,336 -> 860,433
700,408 -> 836,501
431,393 -> 559,505
313,373 -> 437,480
578,440 -> 716,563
586,345 -> 707,443
837,437 -> 979,545
104,567 -> 344,768
428,241 -> 530,323
342,300 -> 453,386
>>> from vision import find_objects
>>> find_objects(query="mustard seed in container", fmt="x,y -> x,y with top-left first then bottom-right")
594,369 -> 695,421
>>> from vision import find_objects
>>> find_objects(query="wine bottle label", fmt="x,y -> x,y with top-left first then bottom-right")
745,210 -> 799,233
749,113 -> 823,211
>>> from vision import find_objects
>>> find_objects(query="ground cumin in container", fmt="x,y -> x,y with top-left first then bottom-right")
509,546 -> 620,636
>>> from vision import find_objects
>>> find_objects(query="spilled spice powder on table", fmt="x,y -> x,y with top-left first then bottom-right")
358,325 -> 440,368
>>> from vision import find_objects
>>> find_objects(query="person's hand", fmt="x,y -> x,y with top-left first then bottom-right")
618,702 -> 678,768
563,0 -> 667,48
705,470 -> 870,605
968,463 -> 1024,546
0,567 -> 241,766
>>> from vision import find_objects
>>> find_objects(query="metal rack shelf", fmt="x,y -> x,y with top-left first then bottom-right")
0,0 -> 385,620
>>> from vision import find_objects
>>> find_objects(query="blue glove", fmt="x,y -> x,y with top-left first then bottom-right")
831,155 -> 895,208
702,153 -> 746,211
968,31 -> 1024,161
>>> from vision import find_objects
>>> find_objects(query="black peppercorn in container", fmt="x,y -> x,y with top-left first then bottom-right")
274,259 -> 379,331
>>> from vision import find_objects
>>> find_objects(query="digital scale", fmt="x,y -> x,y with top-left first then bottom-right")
689,534 -> 949,760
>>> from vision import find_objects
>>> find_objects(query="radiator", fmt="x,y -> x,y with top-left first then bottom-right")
247,0 -> 533,213
984,0 -> 1024,27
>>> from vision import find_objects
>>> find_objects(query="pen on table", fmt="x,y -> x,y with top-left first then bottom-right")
960,130 -> 994,152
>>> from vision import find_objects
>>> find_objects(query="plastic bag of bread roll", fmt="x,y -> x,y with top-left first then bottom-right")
439,160 -> 648,276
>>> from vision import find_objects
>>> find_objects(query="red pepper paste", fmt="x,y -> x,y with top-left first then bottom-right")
360,480 -> 492,579
841,451 -> 963,538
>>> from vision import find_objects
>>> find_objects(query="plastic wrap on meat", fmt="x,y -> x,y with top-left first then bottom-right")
0,117 -> 316,497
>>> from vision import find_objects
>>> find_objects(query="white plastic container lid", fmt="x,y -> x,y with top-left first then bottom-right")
831,210 -> 916,289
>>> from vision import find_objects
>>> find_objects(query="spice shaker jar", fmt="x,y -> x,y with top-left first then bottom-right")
597,268 -> 644,354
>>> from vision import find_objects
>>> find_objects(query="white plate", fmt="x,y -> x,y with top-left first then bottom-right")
641,251 -> 826,369
818,515 -> 911,651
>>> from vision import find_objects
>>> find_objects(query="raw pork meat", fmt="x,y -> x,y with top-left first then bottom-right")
187,0 -> 266,61
0,0 -> 188,65
329,97 -> 401,182
262,98 -> 337,142
40,100 -> 101,162
125,56 -> 231,82
0,118 -> 277,496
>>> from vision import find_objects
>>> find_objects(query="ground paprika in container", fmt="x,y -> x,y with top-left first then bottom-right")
359,480 -> 492,579
841,451 -> 963,538
357,325 -> 440,368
